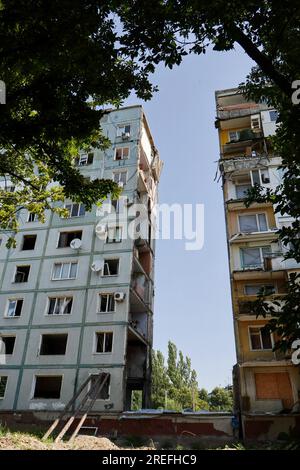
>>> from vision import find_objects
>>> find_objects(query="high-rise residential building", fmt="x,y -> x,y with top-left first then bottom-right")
215,88 -> 300,414
0,105 -> 162,413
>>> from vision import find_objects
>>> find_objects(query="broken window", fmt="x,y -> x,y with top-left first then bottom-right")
117,124 -> 130,137
22,234 -> 37,250
103,259 -> 119,276
239,214 -> 268,233
106,227 -> 122,243
113,171 -> 127,185
90,374 -> 110,399
14,266 -> 30,283
52,262 -> 78,280
115,147 -> 129,160
39,334 -> 68,355
27,212 -> 38,222
244,284 -> 275,296
240,246 -> 271,269
249,327 -> 273,350
0,336 -> 16,354
64,203 -> 85,218
57,231 -> 82,248
6,299 -> 23,317
95,332 -> 113,353
0,376 -> 8,398
47,297 -> 73,315
76,153 -> 94,166
33,376 -> 62,399
98,294 -> 115,313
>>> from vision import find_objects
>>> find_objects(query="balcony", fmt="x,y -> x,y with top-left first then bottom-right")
222,130 -> 263,155
217,103 -> 261,120
220,155 -> 270,175
129,311 -> 149,342
238,294 -> 285,315
264,254 -> 300,271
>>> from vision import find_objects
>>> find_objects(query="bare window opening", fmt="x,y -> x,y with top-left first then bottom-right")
6,299 -> 23,317
22,234 -> 37,250
14,266 -> 30,283
39,334 -> 68,355
57,231 -> 82,248
33,376 -> 62,399
98,294 -> 115,313
48,297 -> 73,315
90,374 -> 110,399
0,336 -> 15,354
0,376 -> 8,398
103,259 -> 119,276
95,332 -> 113,353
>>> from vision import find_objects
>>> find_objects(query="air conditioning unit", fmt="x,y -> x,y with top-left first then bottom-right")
122,132 -> 130,140
95,223 -> 107,239
114,292 -> 125,301
91,260 -> 104,272
70,238 -> 82,250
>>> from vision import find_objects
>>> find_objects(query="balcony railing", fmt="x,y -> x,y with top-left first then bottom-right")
217,104 -> 260,120
220,155 -> 270,175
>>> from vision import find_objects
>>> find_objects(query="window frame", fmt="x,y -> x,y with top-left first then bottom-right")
116,124 -> 131,137
27,212 -> 38,223
5,298 -> 24,318
94,331 -> 114,354
64,203 -> 86,218
106,226 -> 122,244
112,170 -> 127,185
46,296 -> 73,316
238,213 -> 269,233
13,265 -> 30,283
240,246 -> 272,269
51,262 -> 78,280
248,326 -> 274,351
114,146 -> 130,161
97,293 -> 116,313
244,284 -> 277,296
102,259 -> 120,277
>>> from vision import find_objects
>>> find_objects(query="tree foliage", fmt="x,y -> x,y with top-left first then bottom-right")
152,341 -> 207,411
1,1 -> 299,343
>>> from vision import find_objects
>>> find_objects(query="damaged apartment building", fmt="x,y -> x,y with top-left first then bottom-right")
215,88 -> 300,415
0,105 -> 162,414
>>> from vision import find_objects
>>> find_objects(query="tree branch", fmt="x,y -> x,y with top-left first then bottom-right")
229,23 -> 292,96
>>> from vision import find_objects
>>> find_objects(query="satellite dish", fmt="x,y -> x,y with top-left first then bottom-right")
70,238 -> 82,250
91,260 -> 104,272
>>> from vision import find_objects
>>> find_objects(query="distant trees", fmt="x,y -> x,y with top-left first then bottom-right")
151,341 -> 233,412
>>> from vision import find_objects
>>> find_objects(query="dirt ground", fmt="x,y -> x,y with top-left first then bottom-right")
0,432 -> 155,450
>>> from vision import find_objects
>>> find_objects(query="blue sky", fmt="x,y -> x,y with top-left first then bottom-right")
125,46 -> 254,391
